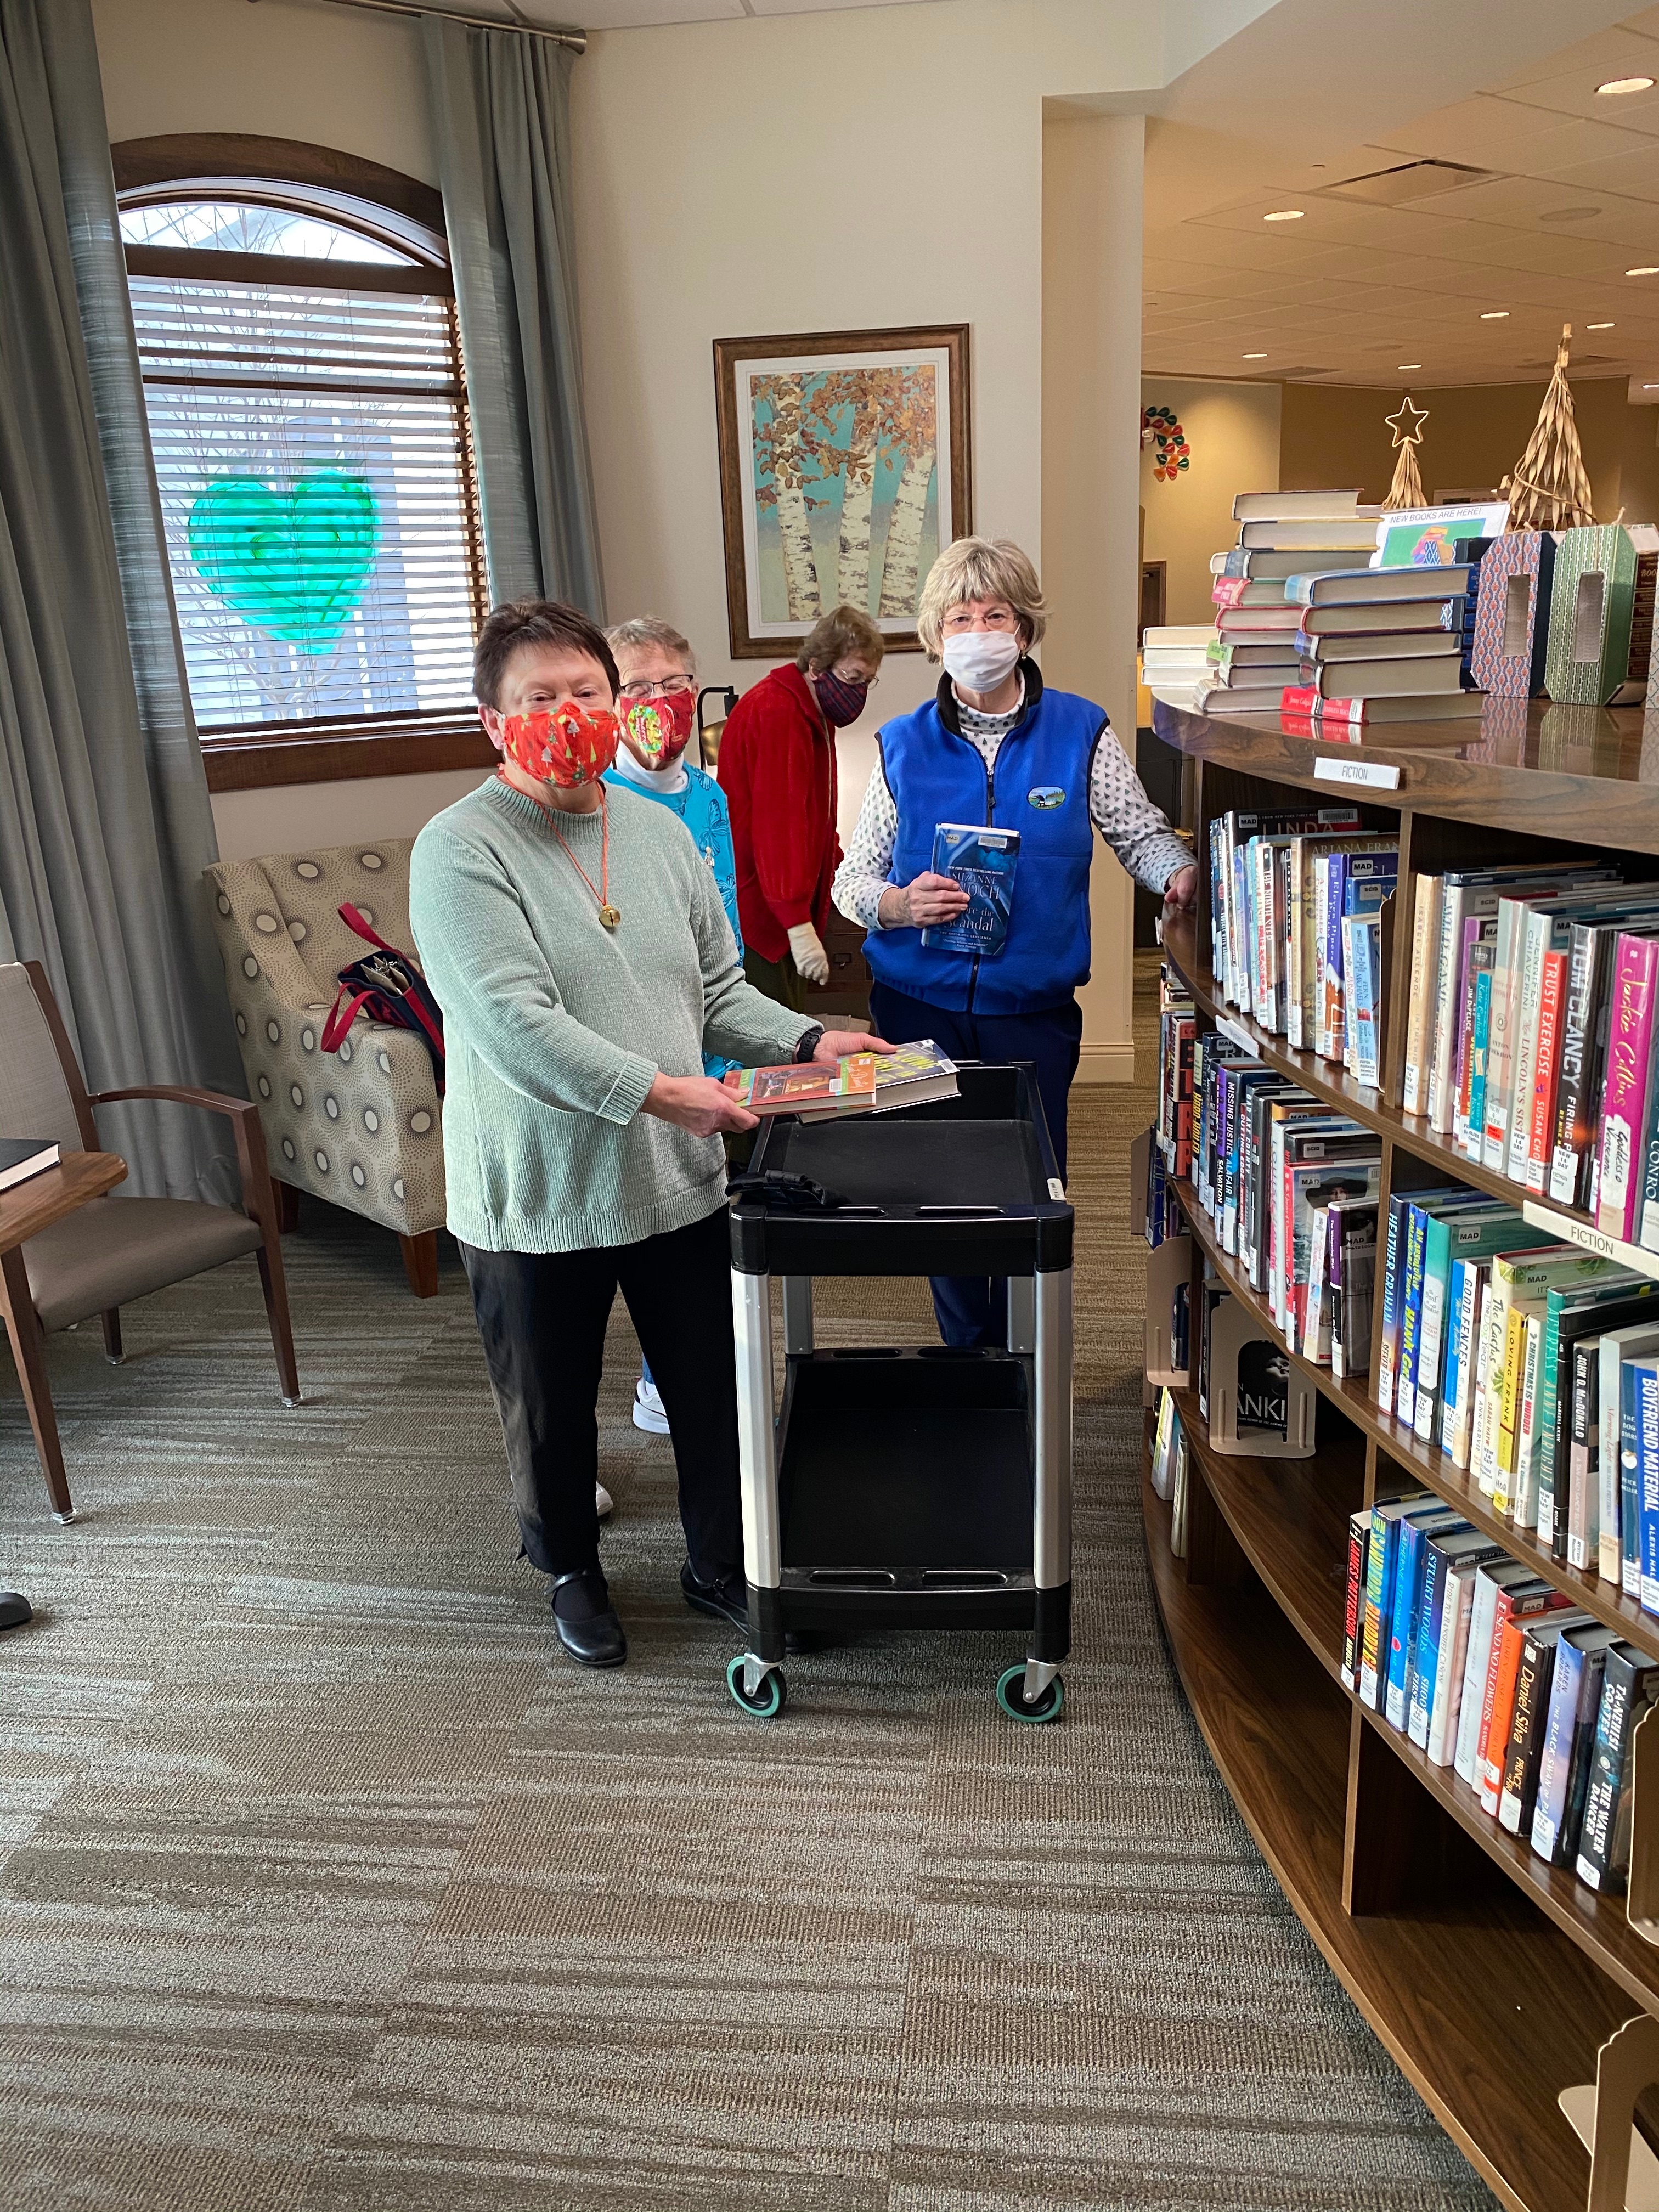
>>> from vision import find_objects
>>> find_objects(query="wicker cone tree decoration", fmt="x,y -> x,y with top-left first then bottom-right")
1381,395 -> 1428,510
1503,323 -> 1595,531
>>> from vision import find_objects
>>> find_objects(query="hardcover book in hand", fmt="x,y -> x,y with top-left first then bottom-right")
922,825 -> 1020,955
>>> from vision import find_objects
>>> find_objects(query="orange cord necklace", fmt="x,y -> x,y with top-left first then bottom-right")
500,769 -> 620,928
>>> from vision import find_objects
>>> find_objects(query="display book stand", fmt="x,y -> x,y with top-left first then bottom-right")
724,1063 -> 1075,1724
1142,696 -> 1659,2212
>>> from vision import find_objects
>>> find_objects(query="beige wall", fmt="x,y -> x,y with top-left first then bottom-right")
1043,111 -> 1146,1081
1280,376 -> 1659,523
1138,375 -> 1280,624
92,0 -> 1175,1065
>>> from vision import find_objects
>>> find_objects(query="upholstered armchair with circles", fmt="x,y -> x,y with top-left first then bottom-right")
204,840 -> 447,1295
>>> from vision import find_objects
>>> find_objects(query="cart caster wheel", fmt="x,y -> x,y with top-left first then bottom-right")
727,1656 -> 787,1719
996,1663 -> 1064,1724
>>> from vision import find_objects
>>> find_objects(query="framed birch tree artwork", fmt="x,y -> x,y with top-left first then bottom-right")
713,324 -> 971,657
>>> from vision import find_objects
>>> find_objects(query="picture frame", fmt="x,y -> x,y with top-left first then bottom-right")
713,323 -> 971,659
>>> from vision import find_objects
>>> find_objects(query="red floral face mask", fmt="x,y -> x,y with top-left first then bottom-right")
624,687 -> 695,768
499,700 -> 622,787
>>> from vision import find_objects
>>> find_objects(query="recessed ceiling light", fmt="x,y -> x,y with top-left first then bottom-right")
1589,320 -> 1616,329
1263,209 -> 1305,222
1480,310 -> 1510,319
1598,75 -> 1655,95
1241,351 -> 1268,359
1539,205 -> 1602,223
1630,267 -> 1659,276
1397,362 -> 1423,369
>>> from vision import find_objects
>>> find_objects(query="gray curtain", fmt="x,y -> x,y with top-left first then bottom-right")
423,16 -> 605,618
0,0 -> 240,1204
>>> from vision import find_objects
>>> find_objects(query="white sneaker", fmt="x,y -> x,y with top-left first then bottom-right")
631,1376 -> 670,1435
596,1482 -> 614,1520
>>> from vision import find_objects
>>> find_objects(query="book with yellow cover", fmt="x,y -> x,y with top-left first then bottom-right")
722,1052 -> 878,1116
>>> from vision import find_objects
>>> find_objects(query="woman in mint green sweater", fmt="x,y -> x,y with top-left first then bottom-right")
409,598 -> 885,1671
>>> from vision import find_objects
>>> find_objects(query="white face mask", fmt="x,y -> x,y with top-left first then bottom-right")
941,629 -> 1022,693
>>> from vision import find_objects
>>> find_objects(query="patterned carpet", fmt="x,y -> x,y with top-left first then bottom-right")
0,957 -> 1495,2210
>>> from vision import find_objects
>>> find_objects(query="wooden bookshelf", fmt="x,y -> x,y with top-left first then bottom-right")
1143,698 -> 1659,2212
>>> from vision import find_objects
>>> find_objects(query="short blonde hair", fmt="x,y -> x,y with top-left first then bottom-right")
797,602 -> 884,675
916,537 -> 1047,659
606,615 -> 696,676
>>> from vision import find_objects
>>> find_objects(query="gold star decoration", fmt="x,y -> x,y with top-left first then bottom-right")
1386,394 -> 1429,449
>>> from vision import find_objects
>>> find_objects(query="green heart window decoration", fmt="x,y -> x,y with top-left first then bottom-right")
188,472 -> 381,653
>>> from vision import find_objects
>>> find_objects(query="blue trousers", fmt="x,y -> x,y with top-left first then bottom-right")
868,981 -> 1082,1348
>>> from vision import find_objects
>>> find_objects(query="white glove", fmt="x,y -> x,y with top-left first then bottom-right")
787,922 -> 830,986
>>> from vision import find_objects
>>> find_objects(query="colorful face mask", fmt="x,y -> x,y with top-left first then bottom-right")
499,699 -> 621,787
624,686 -> 695,766
814,670 -> 869,727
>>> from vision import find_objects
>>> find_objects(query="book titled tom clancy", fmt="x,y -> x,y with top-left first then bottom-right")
922,823 -> 1021,954
722,1053 -> 877,1117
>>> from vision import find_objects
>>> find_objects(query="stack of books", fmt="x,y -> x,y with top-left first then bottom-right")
1281,562 -> 1487,729
1149,1385 -> 1192,1554
1205,805 -> 1396,1084
1141,625 -> 1217,710
1345,1489 -> 1659,1894
1400,866 -> 1659,1228
1193,490 -> 1383,715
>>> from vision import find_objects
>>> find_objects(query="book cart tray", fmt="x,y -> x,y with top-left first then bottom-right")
1145,697 -> 1659,2211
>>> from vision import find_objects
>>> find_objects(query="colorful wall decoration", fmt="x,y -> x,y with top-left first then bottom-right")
1141,405 -> 1190,482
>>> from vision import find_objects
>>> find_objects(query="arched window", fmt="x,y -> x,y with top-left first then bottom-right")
117,148 -> 487,754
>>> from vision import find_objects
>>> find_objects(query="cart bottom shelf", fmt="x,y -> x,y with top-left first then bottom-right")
1141,1446 -> 1630,2212
780,1350 -> 1035,1576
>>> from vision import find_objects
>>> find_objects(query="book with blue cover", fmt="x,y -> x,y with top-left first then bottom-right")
1384,1506 -> 1463,1731
923,824 -> 1021,954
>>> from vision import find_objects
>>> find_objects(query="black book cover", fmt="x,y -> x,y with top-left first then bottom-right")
1235,1338 -> 1291,1438
1498,1623 -> 1561,1835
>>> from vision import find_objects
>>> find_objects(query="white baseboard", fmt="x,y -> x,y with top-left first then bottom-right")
1074,1042 -> 1137,1084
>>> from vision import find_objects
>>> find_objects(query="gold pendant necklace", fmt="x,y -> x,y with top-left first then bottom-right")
505,771 -> 620,928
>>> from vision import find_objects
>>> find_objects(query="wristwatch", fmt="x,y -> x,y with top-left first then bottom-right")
792,1025 -> 825,1063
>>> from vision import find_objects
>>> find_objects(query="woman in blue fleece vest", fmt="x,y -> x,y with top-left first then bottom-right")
833,537 -> 1198,1347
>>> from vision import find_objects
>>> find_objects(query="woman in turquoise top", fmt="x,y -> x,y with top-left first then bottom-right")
605,616 -> 743,1437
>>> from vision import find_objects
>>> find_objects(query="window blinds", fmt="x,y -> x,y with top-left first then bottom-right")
129,273 -> 483,731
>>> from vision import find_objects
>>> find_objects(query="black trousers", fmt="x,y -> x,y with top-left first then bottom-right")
868,981 -> 1083,1349
460,1206 -> 742,1585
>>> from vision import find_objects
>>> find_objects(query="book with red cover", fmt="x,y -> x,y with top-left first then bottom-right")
1478,1586 -> 1576,1812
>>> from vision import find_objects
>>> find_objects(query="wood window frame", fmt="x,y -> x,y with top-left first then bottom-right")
112,134 -> 494,793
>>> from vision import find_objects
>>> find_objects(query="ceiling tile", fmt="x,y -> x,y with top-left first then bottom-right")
1483,23 -> 1659,94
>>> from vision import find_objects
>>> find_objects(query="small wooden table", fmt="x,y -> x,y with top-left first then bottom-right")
0,1150 -> 127,1524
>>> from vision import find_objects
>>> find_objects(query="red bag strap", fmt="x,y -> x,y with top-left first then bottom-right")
320,981 -> 375,1054
338,901 -> 398,956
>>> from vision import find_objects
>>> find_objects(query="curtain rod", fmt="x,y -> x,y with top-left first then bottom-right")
306,0 -> 588,51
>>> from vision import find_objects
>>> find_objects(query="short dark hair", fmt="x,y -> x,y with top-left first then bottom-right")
473,598 -> 620,709
795,602 -> 885,675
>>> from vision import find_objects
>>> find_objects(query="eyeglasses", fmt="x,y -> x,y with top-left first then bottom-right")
941,608 -> 1018,633
830,667 -> 878,689
618,674 -> 695,702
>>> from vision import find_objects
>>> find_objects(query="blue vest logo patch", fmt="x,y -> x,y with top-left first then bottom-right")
1028,785 -> 1065,810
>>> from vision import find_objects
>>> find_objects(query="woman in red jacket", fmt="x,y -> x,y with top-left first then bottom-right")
717,605 -> 883,1010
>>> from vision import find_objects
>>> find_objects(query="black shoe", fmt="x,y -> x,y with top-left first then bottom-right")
550,1568 -> 627,1668
681,1561 -> 749,1633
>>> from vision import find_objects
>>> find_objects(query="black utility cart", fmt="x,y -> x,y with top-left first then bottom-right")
725,1062 -> 1075,1723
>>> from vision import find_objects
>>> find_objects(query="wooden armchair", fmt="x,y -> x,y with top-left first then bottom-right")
0,961 -> 298,1522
